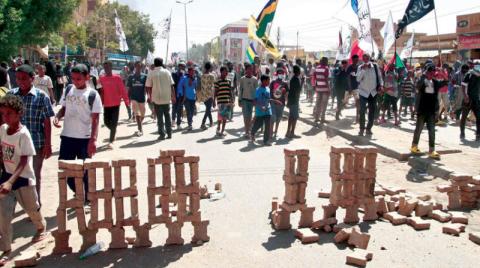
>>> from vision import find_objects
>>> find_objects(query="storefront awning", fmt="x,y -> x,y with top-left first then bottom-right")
411,49 -> 453,58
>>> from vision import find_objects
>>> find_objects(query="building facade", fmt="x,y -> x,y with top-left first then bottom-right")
457,12 -> 480,60
220,19 -> 253,64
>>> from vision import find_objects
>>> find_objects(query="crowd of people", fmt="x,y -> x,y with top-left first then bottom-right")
0,53 -> 478,265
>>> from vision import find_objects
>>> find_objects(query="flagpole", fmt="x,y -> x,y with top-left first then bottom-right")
433,7 -> 442,66
409,31 -> 414,68
366,0 -> 375,58
165,9 -> 172,65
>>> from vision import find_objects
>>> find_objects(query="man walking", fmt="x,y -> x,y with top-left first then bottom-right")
238,63 -> 258,138
146,58 -> 175,140
172,62 -> 186,128
177,64 -> 198,131
345,55 -> 361,123
313,57 -> 330,126
460,62 -> 480,141
333,60 -> 349,120
127,61 -> 147,136
357,54 -> 383,136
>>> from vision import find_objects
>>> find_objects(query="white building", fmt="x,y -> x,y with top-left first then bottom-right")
220,19 -> 252,64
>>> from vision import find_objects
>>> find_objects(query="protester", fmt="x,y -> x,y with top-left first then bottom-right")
172,61 -> 186,128
10,65 -> 54,204
399,70 -> 416,120
238,63 -> 259,138
127,61 -> 147,136
226,62 -> 238,121
305,61 -> 314,105
33,65 -> 55,104
460,61 -> 480,141
7,60 -> 18,89
357,54 -> 383,136
345,55 -> 361,123
313,57 -> 330,126
451,64 -> 470,120
251,75 -> 272,146
97,61 -> 130,149
411,64 -> 447,160
286,65 -> 302,139
333,60 -> 349,120
146,58 -> 175,140
380,63 -> 400,126
269,68 -> 288,138
214,66 -> 233,137
53,64 -> 102,203
55,64 -> 66,104
198,62 -> 216,130
435,65 -> 450,123
178,63 -> 198,131
0,95 -> 48,267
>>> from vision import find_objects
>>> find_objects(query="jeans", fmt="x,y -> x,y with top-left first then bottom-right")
172,97 -> 184,126
251,115 -> 271,143
359,95 -> 377,131
154,103 -> 172,137
104,106 -> 120,143
460,98 -> 480,136
59,136 -> 90,201
202,98 -> 213,126
184,99 -> 196,127
412,113 -> 436,150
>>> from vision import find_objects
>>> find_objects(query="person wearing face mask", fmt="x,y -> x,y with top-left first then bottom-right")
172,61 -> 186,128
269,68 -> 289,140
460,60 -> 480,141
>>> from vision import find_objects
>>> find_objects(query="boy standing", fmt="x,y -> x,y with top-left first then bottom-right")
238,63 -> 258,138
380,64 -> 400,126
270,68 -> 289,138
251,75 -> 272,146
0,95 -> 47,266
33,65 -> 55,104
286,66 -> 302,138
214,67 -> 233,137
399,70 -> 416,120
127,61 -> 147,136
53,64 -> 102,202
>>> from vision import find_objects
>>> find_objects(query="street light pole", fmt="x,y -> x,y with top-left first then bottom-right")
176,0 -> 193,60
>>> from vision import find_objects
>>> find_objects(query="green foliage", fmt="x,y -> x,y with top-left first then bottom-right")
86,2 -> 157,57
62,21 -> 87,49
0,0 -> 81,61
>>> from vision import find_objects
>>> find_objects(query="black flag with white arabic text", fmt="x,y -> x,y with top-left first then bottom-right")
396,0 -> 435,38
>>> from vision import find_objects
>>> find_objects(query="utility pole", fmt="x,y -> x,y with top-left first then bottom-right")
296,31 -> 299,59
176,0 -> 194,60
277,26 -> 281,48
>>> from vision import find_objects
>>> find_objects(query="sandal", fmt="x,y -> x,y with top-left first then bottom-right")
32,230 -> 49,243
0,255 -> 10,267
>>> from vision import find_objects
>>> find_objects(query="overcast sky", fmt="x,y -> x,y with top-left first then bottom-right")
115,0 -> 480,57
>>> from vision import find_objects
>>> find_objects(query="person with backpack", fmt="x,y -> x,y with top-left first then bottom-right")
53,64 -> 102,203
357,54 -> 384,136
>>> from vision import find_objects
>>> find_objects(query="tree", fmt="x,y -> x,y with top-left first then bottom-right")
86,2 -> 157,57
0,0 -> 81,61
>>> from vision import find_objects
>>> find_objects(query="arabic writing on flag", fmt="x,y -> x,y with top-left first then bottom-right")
396,0 -> 435,38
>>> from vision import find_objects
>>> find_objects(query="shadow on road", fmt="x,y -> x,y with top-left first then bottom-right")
120,139 -> 158,149
261,231 -> 295,251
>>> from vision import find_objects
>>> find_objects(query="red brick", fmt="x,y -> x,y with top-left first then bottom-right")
294,228 -> 320,244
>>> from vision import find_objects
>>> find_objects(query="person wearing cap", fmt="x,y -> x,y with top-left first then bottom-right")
9,65 -> 55,203
411,64 -> 448,160
356,53 -> 383,136
460,60 -> 480,141
172,61 -> 186,128
178,63 -> 198,131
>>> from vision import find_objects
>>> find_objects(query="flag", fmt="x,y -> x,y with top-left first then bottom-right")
400,31 -> 415,59
349,39 -> 364,64
351,0 -> 378,56
380,11 -> 395,55
248,16 -> 280,59
146,50 -> 154,65
336,26 -> 352,61
160,12 -> 172,40
396,0 -> 434,38
385,52 -> 406,71
246,42 -> 257,64
114,9 -> 129,52
256,0 -> 279,38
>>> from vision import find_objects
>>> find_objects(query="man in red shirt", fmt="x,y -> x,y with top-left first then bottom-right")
312,57 -> 330,126
97,61 -> 130,149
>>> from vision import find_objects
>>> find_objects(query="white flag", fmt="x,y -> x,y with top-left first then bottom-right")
336,26 -> 352,61
114,9 -> 129,52
380,11 -> 395,55
146,50 -> 154,65
159,14 -> 172,40
400,31 -> 415,59
352,0 -> 379,56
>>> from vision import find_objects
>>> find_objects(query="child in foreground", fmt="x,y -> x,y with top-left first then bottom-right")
251,75 -> 272,146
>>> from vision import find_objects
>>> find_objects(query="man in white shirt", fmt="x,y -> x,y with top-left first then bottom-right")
146,58 -> 176,140
356,54 -> 384,136
53,64 -> 102,203
33,65 -> 55,104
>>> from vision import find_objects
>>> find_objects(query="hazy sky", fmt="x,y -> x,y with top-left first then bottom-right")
115,0 -> 480,57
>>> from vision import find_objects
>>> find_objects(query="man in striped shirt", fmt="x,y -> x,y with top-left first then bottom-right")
214,66 -> 233,137
312,57 -> 330,125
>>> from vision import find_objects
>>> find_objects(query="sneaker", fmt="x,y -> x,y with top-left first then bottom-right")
366,129 -> 373,135
157,135 -> 165,141
201,125 -> 207,130
107,143 -> 114,150
167,134 -> 172,139
135,131 -> 143,137
264,141 -> 272,146
358,130 -> 364,136
410,146 -> 421,154
460,133 -> 465,140
187,126 -> 193,131
429,151 -> 441,160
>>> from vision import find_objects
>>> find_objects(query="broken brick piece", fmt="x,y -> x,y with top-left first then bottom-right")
272,210 -> 291,230
334,228 -> 352,243
333,223 -> 354,233
469,232 -> 480,245
311,217 -> 337,230
347,227 -> 370,249
429,210 -> 452,223
346,249 -> 373,267
450,212 -> 469,225
318,191 -> 330,198
383,212 -> 407,225
407,217 -> 431,230
442,223 -> 466,236
52,230 -> 72,255
13,250 -> 40,268
294,228 -> 320,244
415,201 -> 433,217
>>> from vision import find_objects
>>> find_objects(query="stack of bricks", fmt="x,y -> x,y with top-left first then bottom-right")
328,146 -> 378,224
147,150 -> 209,246
271,149 -> 315,230
53,160 -> 88,254
437,173 -> 480,209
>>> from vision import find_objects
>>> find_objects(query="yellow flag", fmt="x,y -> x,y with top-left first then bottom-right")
248,16 -> 281,59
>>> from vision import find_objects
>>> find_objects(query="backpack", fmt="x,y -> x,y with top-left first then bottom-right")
64,84 -> 97,110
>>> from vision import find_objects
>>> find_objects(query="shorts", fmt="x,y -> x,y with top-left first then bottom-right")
241,100 -> 254,120
131,100 -> 146,117
344,89 -> 359,103
383,94 -> 398,112
271,102 -> 285,123
217,104 -> 231,121
288,104 -> 299,120
401,96 -> 414,107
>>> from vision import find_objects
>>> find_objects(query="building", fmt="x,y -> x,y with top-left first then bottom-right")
220,19 -> 254,64
457,12 -> 480,60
